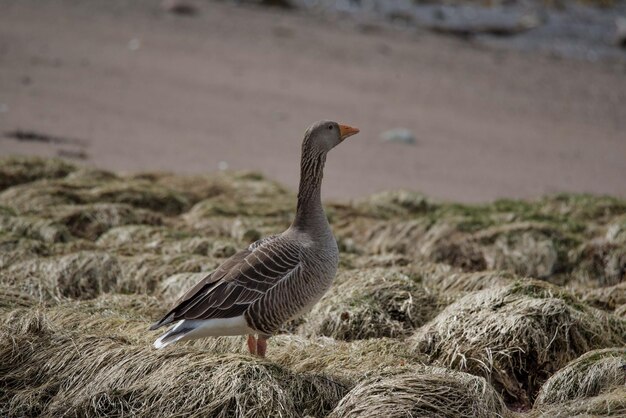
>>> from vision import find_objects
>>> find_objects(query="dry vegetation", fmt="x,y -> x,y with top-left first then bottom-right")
1,156 -> 624,417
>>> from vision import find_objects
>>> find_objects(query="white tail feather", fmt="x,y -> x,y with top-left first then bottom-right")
152,316 -> 253,349
153,331 -> 186,349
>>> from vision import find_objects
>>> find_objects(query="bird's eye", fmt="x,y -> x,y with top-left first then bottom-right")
328,125 -> 333,130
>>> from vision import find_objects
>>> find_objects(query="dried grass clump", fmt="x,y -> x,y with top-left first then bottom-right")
328,367 -> 508,418
474,223 -> 571,279
538,194 -> 626,225
65,167 -> 119,182
0,156 -> 75,191
373,219 -> 433,256
348,253 -> 411,268
570,215 -> 626,289
530,387 -> 626,418
0,284 -> 36,309
271,335 -> 424,379
184,194 -> 292,224
0,176 -> 191,216
182,172 -> 294,225
96,225 -> 188,250
0,213 -> 70,243
0,237 -> 50,269
0,310 -> 347,418
338,194 -> 626,285
303,268 -> 440,341
159,272 -> 208,302
98,225 -> 232,259
75,293 -> 165,323
401,259 -> 455,279
420,269 -> 517,294
0,180 -> 83,213
161,237 -> 215,255
117,253 -> 215,294
412,279 -> 626,406
578,281 -> 626,312
413,220 -> 487,270
534,348 -> 626,407
345,219 -> 574,282
1,293 -> 163,343
571,239 -> 626,287
350,190 -> 433,219
86,179 -> 191,215
425,222 -> 576,281
605,215 -> 626,242
1,251 -> 121,300
151,172 -> 231,202
49,203 -> 163,240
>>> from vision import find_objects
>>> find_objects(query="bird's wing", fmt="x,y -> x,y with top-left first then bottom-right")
149,235 -> 300,330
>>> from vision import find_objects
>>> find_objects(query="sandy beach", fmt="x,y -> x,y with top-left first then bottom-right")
1,0 -> 625,202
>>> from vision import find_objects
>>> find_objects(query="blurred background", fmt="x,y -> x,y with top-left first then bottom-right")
0,0 -> 625,203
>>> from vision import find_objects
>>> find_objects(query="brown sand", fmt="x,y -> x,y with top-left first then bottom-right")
0,0 -> 625,202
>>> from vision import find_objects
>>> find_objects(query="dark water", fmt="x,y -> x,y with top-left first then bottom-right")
282,0 -> 626,62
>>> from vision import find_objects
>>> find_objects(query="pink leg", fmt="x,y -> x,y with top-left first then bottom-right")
247,334 -> 257,355
256,335 -> 268,358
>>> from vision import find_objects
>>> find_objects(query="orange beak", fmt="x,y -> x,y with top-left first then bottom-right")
339,124 -> 360,140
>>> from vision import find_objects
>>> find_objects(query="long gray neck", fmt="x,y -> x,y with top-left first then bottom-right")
292,146 -> 327,231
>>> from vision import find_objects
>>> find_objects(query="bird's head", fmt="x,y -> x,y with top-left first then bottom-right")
302,120 -> 359,154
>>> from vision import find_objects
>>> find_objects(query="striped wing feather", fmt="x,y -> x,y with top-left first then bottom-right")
149,235 -> 299,330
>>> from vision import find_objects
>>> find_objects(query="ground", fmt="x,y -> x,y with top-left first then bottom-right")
0,157 -> 624,417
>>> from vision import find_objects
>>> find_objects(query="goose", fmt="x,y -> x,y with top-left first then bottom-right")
150,120 -> 359,357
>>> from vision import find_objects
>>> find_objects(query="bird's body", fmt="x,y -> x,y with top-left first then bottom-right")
150,120 -> 359,356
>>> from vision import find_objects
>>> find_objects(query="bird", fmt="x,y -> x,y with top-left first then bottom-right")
149,120 -> 360,357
